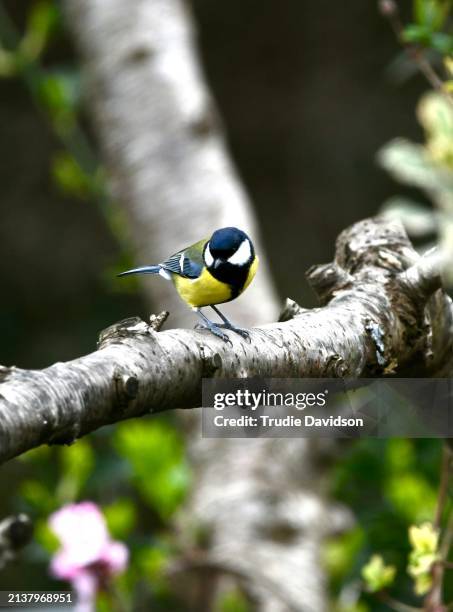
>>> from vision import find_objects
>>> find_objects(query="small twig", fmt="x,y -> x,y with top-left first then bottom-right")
435,445 -> 452,529
377,590 -> 422,612
425,447 -> 453,610
440,510 -> 453,560
378,0 -> 453,104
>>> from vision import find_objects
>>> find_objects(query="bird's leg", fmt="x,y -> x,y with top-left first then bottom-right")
210,305 -> 251,341
194,309 -> 232,344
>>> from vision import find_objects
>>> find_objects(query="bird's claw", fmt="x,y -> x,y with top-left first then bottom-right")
217,324 -> 251,342
194,323 -> 232,345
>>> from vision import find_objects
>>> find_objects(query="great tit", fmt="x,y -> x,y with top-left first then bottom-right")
118,227 -> 258,342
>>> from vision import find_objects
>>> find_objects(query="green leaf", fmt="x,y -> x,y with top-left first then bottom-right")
408,522 -> 439,555
361,555 -> 396,593
0,48 -> 18,78
37,71 -> 80,130
380,197 -> 437,237
103,499 -> 136,539
377,138 -> 453,198
385,473 -> 437,522
22,1 -> 60,59
20,480 -> 54,513
412,572 -> 433,595
418,90 -> 453,144
385,439 -> 416,472
407,524 -> 439,595
34,519 -> 59,554
57,439 -> 94,502
51,151 -> 94,199
414,0 -> 451,30
27,1 -> 60,39
430,31 -> 453,53
402,23 -> 432,46
114,420 -> 190,519
323,527 -> 365,578
136,546 -> 169,580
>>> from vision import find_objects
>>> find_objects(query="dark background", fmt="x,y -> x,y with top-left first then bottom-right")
0,0 -> 424,368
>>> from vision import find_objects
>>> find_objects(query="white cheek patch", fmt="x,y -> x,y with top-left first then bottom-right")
228,239 -> 252,266
204,244 -> 214,267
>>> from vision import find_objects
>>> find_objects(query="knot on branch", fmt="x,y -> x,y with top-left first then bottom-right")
335,217 -> 417,274
399,250 -> 443,304
149,311 -> 169,331
48,422 -> 81,447
325,354 -> 351,377
278,298 -> 304,322
0,514 -> 33,570
98,317 -> 149,347
98,313 -> 168,348
125,44 -> 155,65
306,263 -> 353,305
113,368 -> 140,410
0,366 -> 13,383
199,346 -> 223,376
384,253 -> 446,372
189,102 -> 220,138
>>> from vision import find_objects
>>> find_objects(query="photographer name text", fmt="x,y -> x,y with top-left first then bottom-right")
212,414 -> 364,428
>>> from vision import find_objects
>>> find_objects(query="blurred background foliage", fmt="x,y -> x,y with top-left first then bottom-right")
0,0 -> 452,610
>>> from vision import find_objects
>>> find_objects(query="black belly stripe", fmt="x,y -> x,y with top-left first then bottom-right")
209,262 -> 251,299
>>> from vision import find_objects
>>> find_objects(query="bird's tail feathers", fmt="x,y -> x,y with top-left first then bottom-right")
117,265 -> 161,277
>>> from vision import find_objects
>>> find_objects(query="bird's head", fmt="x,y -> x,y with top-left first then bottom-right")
203,227 -> 254,270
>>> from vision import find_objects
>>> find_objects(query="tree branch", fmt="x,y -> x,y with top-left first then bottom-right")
0,217 -> 451,464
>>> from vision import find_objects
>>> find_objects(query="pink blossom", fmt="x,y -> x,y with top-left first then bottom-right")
49,502 -> 128,612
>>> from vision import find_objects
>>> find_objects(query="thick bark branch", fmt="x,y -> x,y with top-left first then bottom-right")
0,217 -> 450,464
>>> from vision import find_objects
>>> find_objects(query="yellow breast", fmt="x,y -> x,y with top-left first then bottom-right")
243,255 -> 259,292
173,256 -> 259,308
173,267 -> 232,308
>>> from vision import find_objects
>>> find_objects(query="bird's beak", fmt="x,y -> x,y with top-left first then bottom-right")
213,258 -> 225,269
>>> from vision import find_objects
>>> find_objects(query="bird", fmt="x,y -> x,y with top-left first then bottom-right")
118,227 -> 258,343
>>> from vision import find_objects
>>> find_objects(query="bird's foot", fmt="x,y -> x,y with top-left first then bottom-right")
217,324 -> 251,342
194,323 -> 232,345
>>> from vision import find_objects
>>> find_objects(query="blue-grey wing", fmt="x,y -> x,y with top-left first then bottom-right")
161,241 -> 205,279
